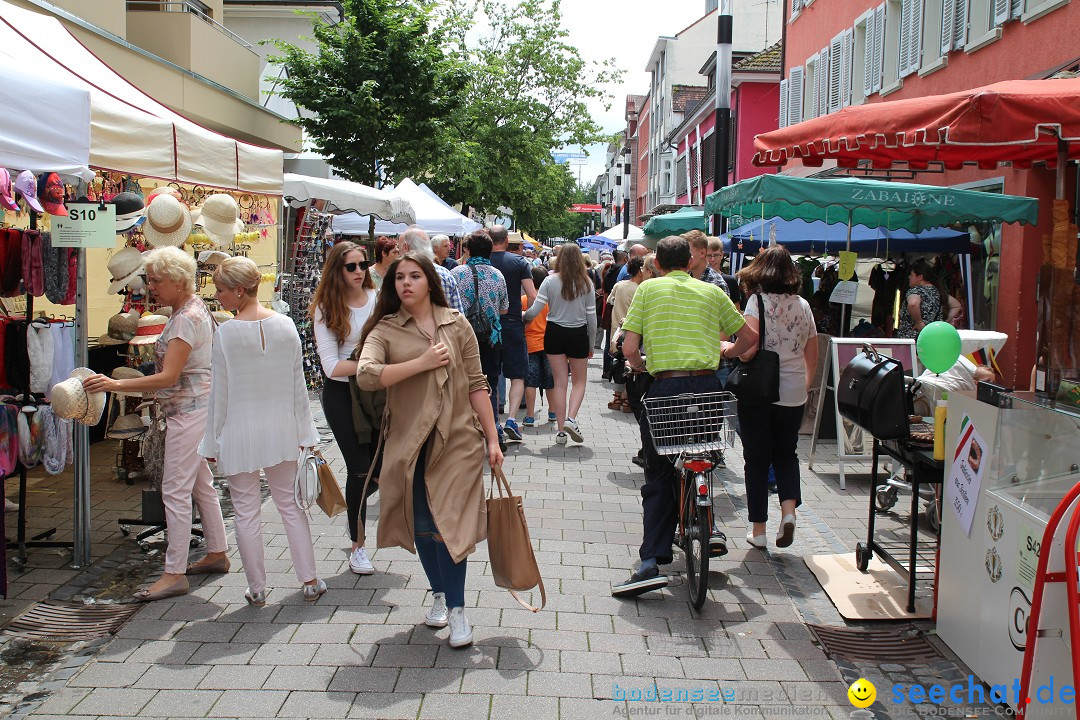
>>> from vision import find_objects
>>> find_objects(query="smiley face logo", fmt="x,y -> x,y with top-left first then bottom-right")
848,678 -> 876,708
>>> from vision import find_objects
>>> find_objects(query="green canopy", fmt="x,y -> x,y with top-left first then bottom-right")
704,174 -> 1039,233
643,206 -> 706,236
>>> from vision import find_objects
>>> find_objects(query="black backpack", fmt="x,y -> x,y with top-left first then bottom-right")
465,266 -> 496,347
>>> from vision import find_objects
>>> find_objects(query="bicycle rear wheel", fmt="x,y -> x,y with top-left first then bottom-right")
683,481 -> 710,609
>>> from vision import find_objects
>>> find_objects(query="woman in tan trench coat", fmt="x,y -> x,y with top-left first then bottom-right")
357,253 -> 502,649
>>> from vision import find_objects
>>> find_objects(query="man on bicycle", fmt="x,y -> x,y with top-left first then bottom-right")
612,235 -> 758,597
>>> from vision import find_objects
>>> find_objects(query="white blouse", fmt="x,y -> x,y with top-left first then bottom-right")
199,313 -> 320,476
313,291 -> 377,382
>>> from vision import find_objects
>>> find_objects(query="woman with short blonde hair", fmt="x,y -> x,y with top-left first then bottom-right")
200,257 -> 324,605
83,243 -> 228,602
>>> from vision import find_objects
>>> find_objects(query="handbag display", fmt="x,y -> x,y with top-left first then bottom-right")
294,448 -> 321,511
486,467 -> 546,612
837,344 -> 910,440
313,450 -> 347,517
724,294 -> 780,405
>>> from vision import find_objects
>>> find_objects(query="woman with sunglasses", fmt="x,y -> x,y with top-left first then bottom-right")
310,242 -> 378,575
357,253 -> 502,648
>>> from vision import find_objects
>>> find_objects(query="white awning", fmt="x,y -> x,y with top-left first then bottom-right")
0,64 -> 91,179
283,173 -> 415,223
332,178 -> 478,236
0,1 -> 283,194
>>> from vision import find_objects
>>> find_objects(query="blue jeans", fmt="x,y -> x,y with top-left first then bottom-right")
412,442 -> 467,607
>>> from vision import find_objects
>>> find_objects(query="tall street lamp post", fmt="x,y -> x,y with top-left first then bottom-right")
623,146 -> 632,240
712,0 -> 733,236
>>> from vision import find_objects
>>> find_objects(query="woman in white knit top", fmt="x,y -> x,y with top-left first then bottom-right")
199,257 -> 325,606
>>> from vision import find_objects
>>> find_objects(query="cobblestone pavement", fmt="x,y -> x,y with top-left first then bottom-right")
2,359 -> 987,720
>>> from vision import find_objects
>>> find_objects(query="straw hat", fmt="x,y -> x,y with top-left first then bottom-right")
211,310 -> 233,325
111,367 -> 144,381
106,247 -> 146,294
128,314 -> 168,346
194,194 -> 244,245
199,250 -> 231,267
98,311 -> 139,346
144,194 -> 192,248
50,368 -> 105,427
106,414 -> 147,440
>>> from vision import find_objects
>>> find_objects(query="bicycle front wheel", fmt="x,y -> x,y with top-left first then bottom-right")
683,482 -> 710,609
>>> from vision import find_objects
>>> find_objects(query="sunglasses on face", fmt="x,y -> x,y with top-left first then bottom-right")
343,261 -> 370,272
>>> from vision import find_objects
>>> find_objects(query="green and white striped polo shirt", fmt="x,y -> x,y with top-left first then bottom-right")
621,271 -> 745,374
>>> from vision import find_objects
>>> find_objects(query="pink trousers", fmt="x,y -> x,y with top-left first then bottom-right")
163,405 -> 228,574
228,460 -> 317,594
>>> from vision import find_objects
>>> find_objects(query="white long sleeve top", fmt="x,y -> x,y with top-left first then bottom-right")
199,313 -> 320,476
312,290 -> 376,382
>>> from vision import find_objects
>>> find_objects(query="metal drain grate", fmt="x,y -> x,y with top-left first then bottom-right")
808,623 -> 945,664
2,600 -> 142,642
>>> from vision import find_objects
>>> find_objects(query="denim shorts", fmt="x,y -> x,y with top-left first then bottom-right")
526,351 -> 554,390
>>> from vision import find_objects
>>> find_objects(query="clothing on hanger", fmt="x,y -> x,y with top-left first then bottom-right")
27,319 -> 54,394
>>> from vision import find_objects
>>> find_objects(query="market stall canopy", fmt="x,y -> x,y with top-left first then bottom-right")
704,174 -> 1038,233
643,206 -> 706,236
752,78 -> 1080,170
599,223 -> 644,241
576,235 -> 619,252
0,0 -> 282,194
0,65 -> 92,179
283,173 -> 414,223
723,217 -> 972,255
332,178 -> 476,235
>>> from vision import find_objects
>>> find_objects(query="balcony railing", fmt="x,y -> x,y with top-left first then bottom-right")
127,0 -> 255,52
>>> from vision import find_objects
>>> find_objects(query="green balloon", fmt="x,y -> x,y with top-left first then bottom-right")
917,321 -> 962,374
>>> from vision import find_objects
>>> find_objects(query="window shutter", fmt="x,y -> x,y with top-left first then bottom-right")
779,79 -> 789,128
941,0 -> 955,54
1012,0 -> 1024,17
908,0 -> 923,76
791,0 -> 801,17
899,0 -> 912,77
872,3 -> 885,93
953,0 -> 968,49
863,11 -> 877,96
994,0 -> 1010,23
819,44 -> 831,116
827,34 -> 844,113
841,29 -> 855,108
788,66 -> 804,126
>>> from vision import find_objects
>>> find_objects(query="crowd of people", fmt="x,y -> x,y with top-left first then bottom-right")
81,225 -> 827,644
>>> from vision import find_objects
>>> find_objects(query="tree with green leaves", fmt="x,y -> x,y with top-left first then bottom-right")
265,0 -> 466,187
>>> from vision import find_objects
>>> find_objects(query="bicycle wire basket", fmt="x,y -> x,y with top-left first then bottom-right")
644,391 -> 737,456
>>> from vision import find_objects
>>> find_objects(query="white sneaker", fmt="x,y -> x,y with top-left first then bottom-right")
447,606 -> 473,648
5,498 -> 18,513
776,514 -> 796,548
425,592 -> 448,628
564,418 -> 584,443
554,431 -> 568,446
349,547 -> 374,575
302,578 -> 327,602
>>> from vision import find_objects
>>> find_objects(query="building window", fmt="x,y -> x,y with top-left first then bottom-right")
791,0 -> 803,22
828,29 -> 854,112
805,53 -> 819,120
965,0 -> 997,46
852,10 -> 872,104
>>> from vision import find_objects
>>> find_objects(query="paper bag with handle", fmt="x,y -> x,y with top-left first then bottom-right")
486,466 -> 546,612
313,450 -> 347,517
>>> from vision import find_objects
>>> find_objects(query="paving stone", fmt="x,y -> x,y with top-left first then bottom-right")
416,691 -> 491,720
458,668 -> 527,695
248,644 -> 317,666
208,689 -> 288,717
68,662 -> 150,688
525,671 -> 592,698
371,644 -> 438,668
139,688 -> 222,717
262,664 -> 336,691
345,692 -> 423,719
328,667 -> 400,693
277,690 -> 356,718
134,664 -> 212,690
69,688 -> 156,716
197,665 -> 272,690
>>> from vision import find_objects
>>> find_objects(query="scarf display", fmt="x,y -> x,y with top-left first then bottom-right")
16,407 -> 44,469
40,406 -> 71,475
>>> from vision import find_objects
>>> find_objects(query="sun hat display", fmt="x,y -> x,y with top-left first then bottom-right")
110,192 -> 146,233
106,414 -> 147,440
199,249 -> 231,267
97,311 -> 139,345
147,186 -> 183,205
106,247 -> 146,294
143,194 -> 192,248
0,168 -> 19,211
13,170 -> 43,213
50,368 -> 106,427
111,366 -> 144,381
128,314 -> 168,346
38,173 -> 67,216
193,194 -> 244,245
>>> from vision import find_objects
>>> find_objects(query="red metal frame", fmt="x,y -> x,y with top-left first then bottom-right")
1016,482 -> 1080,718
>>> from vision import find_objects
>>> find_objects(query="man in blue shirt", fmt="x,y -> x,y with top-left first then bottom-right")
616,244 -> 650,282
487,225 -> 536,443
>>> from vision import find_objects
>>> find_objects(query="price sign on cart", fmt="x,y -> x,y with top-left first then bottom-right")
51,203 -> 116,248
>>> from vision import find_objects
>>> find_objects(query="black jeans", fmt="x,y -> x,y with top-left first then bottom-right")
738,403 -> 804,524
637,374 -> 721,565
321,379 -> 372,543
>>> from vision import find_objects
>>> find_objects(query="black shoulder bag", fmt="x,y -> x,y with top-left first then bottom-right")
465,266 -> 495,347
724,293 -> 781,405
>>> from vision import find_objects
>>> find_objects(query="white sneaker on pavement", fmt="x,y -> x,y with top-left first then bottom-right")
349,547 -> 374,575
448,606 -> 473,648
425,592 -> 448,628
564,418 -> 584,443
